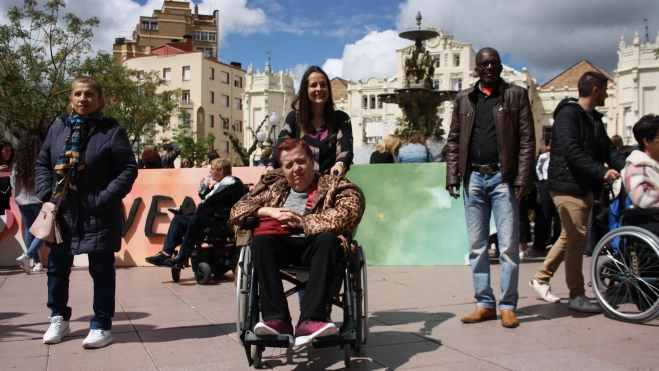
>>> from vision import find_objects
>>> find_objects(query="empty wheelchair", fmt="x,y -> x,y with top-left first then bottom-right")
590,207 -> 659,323
170,210 -> 240,285
235,236 -> 368,368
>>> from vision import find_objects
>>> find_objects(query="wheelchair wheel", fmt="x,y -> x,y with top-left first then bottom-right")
357,245 -> 368,347
196,262 -> 212,285
250,345 -> 262,368
344,344 -> 351,368
236,246 -> 250,336
171,268 -> 181,283
591,226 -> 659,323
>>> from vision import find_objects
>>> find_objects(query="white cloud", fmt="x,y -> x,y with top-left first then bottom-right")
0,0 -> 267,58
321,30 -> 410,82
292,63 -> 309,93
395,0 -> 659,83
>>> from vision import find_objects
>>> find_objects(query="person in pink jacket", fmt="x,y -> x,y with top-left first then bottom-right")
622,115 -> 659,208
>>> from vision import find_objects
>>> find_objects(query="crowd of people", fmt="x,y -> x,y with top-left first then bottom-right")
5,53 -> 659,354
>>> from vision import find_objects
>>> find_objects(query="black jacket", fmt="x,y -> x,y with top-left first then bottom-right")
195,176 -> 246,217
547,98 -> 625,196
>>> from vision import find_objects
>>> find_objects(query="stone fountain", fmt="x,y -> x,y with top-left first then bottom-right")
378,12 -> 458,142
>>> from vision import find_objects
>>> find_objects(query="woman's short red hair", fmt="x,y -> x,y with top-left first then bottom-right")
276,139 -> 314,164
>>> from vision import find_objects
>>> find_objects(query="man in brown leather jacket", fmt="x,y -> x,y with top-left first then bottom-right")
445,47 -> 535,328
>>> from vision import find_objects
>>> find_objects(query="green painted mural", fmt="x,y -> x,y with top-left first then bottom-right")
347,163 -> 470,266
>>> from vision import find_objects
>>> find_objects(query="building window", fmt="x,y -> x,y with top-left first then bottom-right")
141,19 -> 158,30
196,47 -> 213,58
234,98 -> 242,110
220,140 -> 229,153
363,95 -> 368,109
181,111 -> 191,128
453,53 -> 460,67
366,136 -> 383,144
163,68 -> 171,82
220,94 -> 229,107
233,120 -> 242,132
209,68 -> 214,80
209,91 -> 214,104
145,139 -> 154,146
182,66 -> 190,81
451,77 -> 462,91
542,126 -> 552,142
369,95 -> 376,109
433,79 -> 440,90
221,71 -> 229,84
234,76 -> 243,88
434,56 -> 440,68
182,90 -> 191,103
194,30 -> 217,42
377,97 -> 383,109
222,118 -> 229,129
210,115 -> 214,128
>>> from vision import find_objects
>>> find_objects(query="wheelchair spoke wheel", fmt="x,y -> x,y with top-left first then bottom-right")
591,226 -> 659,323
344,344 -> 351,368
236,246 -> 251,337
359,246 -> 368,345
195,262 -> 212,285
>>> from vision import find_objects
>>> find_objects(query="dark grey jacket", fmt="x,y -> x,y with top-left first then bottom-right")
547,98 -> 625,196
36,117 -> 138,255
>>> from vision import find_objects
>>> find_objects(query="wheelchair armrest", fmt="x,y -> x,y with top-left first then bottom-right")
243,216 -> 259,229
622,208 -> 659,217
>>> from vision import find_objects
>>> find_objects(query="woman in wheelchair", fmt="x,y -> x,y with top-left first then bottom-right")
622,115 -> 659,209
145,158 -> 246,266
229,139 -> 364,347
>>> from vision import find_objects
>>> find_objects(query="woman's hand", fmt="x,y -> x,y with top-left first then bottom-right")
0,165 -> 8,171
330,162 -> 345,177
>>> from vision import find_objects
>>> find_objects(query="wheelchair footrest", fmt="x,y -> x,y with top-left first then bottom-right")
311,329 -> 356,349
244,331 -> 292,348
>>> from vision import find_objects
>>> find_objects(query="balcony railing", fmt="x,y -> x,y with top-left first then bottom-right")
180,99 -> 194,107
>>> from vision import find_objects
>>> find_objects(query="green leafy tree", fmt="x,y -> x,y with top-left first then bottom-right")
78,51 -> 181,149
0,0 -> 99,139
172,126 -> 216,167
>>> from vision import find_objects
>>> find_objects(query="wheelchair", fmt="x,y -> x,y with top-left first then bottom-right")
590,207 -> 659,323
235,228 -> 369,368
170,211 -> 241,285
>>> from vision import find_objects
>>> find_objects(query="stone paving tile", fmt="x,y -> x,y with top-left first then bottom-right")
264,348 -> 382,370
124,302 -> 213,331
484,348 -> 629,371
361,341 -> 475,370
412,360 -> 509,371
0,337 -> 48,359
2,356 -> 48,371
572,338 -> 659,370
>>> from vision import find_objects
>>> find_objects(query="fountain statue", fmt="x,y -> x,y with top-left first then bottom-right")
378,12 -> 458,142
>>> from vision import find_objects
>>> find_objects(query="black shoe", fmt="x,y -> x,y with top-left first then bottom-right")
164,255 -> 185,267
145,252 -> 170,266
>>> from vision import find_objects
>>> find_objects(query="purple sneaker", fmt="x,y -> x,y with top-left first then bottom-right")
254,320 -> 293,343
294,320 -> 337,347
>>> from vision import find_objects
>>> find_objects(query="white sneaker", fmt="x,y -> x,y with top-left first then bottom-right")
43,316 -> 70,344
32,263 -> 43,272
519,251 -> 525,263
82,329 -> 113,349
567,295 -> 601,313
529,278 -> 560,303
16,254 -> 31,274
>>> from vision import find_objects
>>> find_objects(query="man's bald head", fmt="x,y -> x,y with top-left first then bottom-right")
476,47 -> 500,61
474,47 -> 503,88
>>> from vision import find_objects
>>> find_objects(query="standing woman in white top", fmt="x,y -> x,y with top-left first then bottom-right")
13,136 -> 45,273
534,139 -> 560,255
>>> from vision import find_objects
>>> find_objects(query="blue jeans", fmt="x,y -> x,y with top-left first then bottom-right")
463,171 -> 520,311
18,204 -> 43,264
163,214 -> 215,257
47,249 -> 116,330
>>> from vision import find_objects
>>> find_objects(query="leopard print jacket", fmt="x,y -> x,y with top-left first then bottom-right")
229,174 -> 365,295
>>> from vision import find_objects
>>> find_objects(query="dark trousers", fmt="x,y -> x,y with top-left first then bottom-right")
163,214 -> 214,256
534,181 -> 561,253
47,249 -> 116,330
251,232 -> 343,325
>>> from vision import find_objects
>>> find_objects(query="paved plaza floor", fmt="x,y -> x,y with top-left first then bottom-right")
1,256 -> 658,370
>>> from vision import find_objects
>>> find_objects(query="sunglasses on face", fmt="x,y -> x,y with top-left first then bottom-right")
182,162 -> 191,165
476,60 -> 502,68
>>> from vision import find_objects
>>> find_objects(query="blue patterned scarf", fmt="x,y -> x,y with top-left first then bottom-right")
53,111 -> 103,197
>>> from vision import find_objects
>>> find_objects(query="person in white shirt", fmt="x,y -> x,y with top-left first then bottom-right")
534,138 -> 560,256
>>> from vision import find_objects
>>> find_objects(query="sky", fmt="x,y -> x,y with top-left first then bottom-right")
2,0 -> 658,89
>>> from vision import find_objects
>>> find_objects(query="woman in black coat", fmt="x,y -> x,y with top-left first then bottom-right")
35,76 -> 137,349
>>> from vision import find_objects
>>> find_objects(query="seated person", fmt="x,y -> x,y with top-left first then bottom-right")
622,115 -> 659,208
229,139 -> 365,346
146,158 -> 246,266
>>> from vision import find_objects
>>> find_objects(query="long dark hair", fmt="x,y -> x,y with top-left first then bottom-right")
0,140 -> 15,167
291,66 -> 336,137
14,136 -> 41,190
